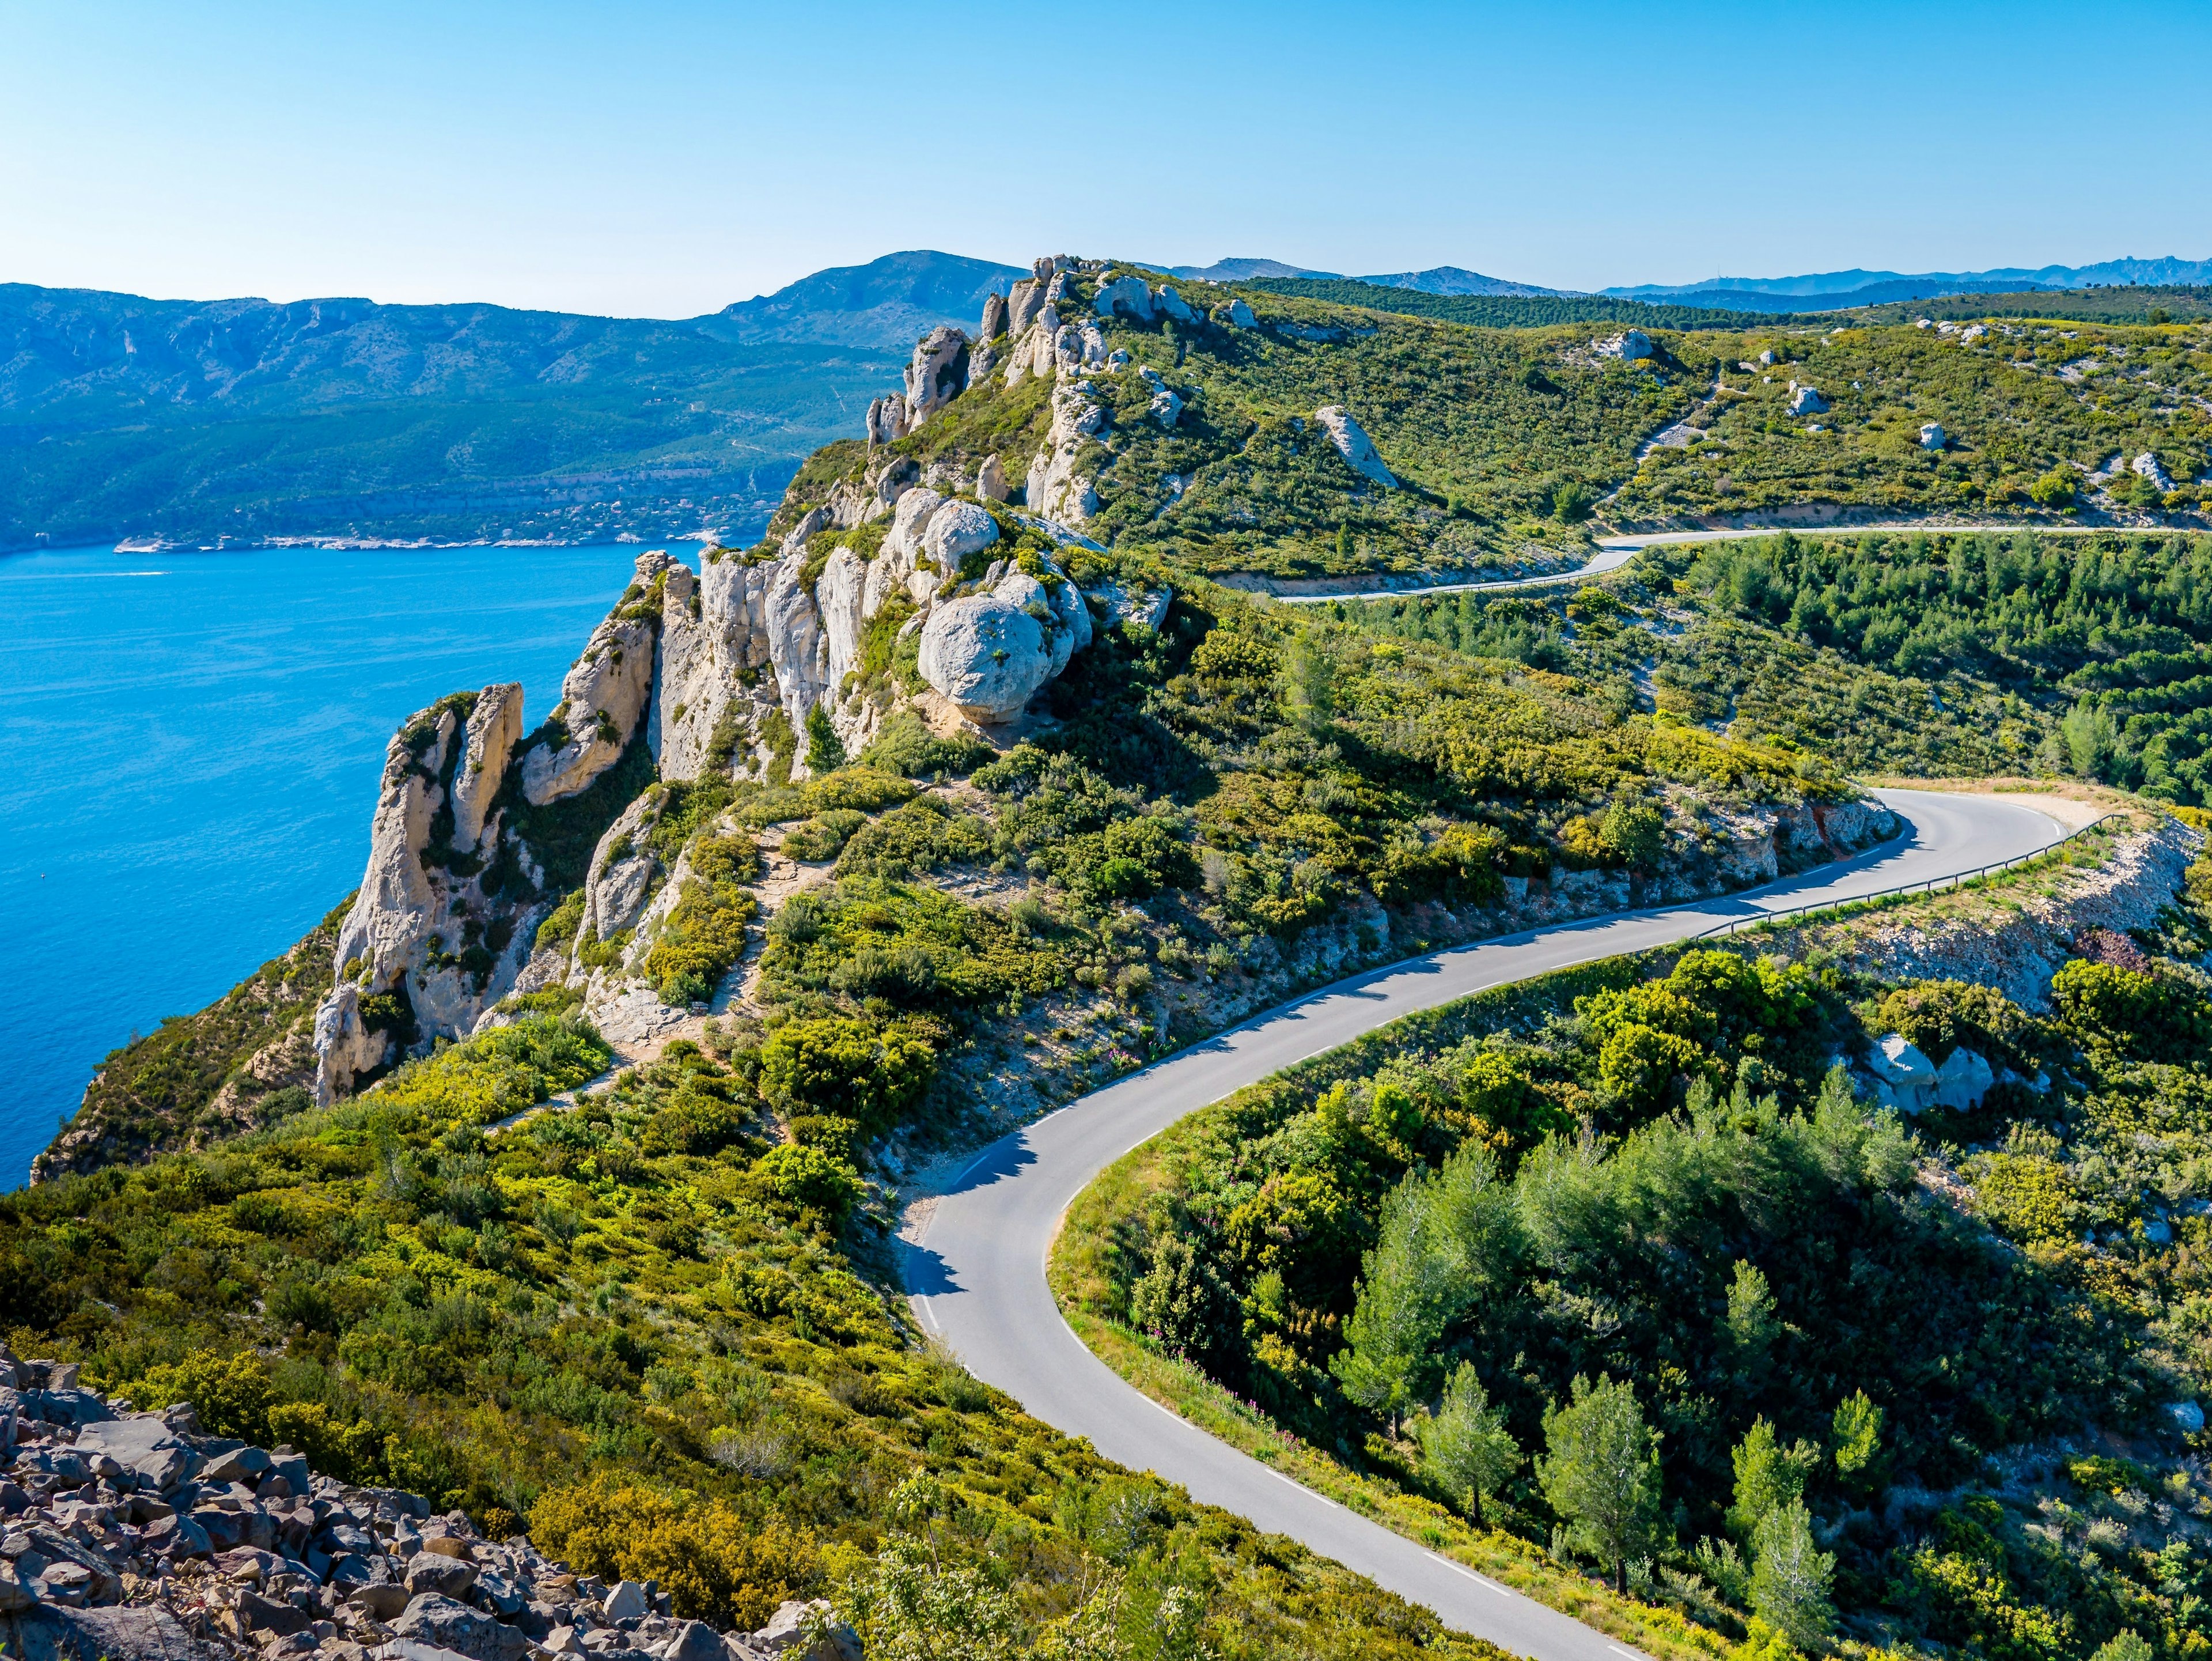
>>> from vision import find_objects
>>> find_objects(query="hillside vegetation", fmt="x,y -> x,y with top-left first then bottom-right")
1247,278 -> 1780,331
1058,837 -> 2212,1659
1332,528 -> 2212,804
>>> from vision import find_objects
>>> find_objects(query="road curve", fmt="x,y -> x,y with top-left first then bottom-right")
905,788 -> 2073,1661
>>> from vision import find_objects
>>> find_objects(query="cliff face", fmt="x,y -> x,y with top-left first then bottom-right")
301,280 -> 1122,1099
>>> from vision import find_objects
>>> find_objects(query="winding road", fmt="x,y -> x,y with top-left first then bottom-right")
905,788 -> 2078,1661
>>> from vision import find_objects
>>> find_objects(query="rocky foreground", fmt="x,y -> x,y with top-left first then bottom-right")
0,1356 -> 855,1661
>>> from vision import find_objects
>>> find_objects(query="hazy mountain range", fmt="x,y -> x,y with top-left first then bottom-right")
1167,254 -> 2212,313
5,246 -> 2206,554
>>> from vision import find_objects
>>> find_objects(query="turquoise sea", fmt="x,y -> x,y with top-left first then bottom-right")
0,540 -> 706,1187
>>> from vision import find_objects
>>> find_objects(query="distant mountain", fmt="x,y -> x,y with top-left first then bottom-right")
0,251 -> 1005,553
697,249 -> 1021,347
1163,257 -> 1343,282
1604,256 -> 2212,313
1356,266 -> 1567,298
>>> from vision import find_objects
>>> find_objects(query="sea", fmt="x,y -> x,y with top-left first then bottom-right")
0,540 -> 707,1188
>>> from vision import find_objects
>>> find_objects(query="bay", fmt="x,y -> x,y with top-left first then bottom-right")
0,540 -> 704,1187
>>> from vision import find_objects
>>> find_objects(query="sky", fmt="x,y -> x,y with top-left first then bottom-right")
5,0 -> 2210,318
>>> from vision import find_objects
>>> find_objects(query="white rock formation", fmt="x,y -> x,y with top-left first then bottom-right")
1314,406 -> 1395,486
2134,451 -> 2173,490
1786,382 -> 1829,416
518,553 -> 671,804
1154,284 -> 1196,324
315,682 -> 544,1102
1093,274 -> 1156,321
921,500 -> 999,572
1138,365 -> 1183,428
978,292 -> 1008,340
1599,330 -> 1654,361
1093,580 -> 1172,632
916,561 -> 1091,721
976,453 -> 1009,502
865,395 -> 910,445
1931,1047 -> 1995,1111
1863,1033 -> 1936,1112
1211,299 -> 1256,328
1007,274 -> 1047,335
452,683 -> 522,850
584,794 -> 662,943
903,326 -> 971,427
1028,380 -> 1107,523
1919,422 -> 1947,450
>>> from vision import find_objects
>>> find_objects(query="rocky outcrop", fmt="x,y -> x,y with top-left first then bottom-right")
518,554 -> 671,805
902,325 -> 971,426
1315,406 -> 1395,487
1919,422 -> 1947,451
2134,451 -> 2174,490
1211,298 -> 1256,328
1774,812 -> 2201,1012
1138,366 -> 1183,428
1599,330 -> 1653,361
916,557 -> 1092,721
978,292 -> 1008,341
452,684 -> 523,850
1787,381 -> 1828,416
1027,380 -> 1106,523
0,1361 -> 858,1661
314,683 -> 546,1102
1093,274 -> 1155,321
1863,1034 -> 1998,1114
975,453 -> 1009,501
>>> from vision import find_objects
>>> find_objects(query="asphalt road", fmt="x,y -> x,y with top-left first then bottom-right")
906,788 -> 2074,1661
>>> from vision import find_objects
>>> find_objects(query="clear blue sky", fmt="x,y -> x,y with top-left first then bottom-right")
5,0 -> 2207,316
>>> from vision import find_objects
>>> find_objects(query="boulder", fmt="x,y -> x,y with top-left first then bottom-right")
920,500 -> 999,573
1931,1047 -> 1995,1112
748,1601 -> 860,1661
1602,329 -> 1653,360
660,1622 -> 733,1661
978,292 -> 1008,341
1078,324 -> 1108,368
1865,1033 -> 1936,1113
1154,284 -> 1196,324
2168,1400 -> 2205,1433
1211,299 -> 1256,328
602,1580 -> 650,1623
1786,382 -> 1828,416
975,454 -> 1009,502
392,1594 -> 530,1661
349,1583 -> 414,1621
916,563 -> 1089,720
1092,581 -> 1172,633
1919,422 -> 1946,450
404,1551 -> 479,1597
16,1603 -> 222,1661
1093,274 -> 1155,321
2134,451 -> 2173,490
1313,406 -> 1396,487
902,326 -> 971,426
71,1415 -> 188,1491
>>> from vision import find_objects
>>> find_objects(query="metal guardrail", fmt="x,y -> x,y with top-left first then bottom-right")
1694,810 -> 2124,940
